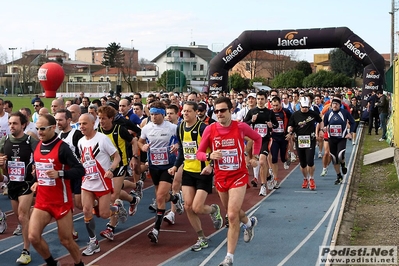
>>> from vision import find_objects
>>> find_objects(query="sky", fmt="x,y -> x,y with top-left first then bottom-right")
0,0 -> 394,64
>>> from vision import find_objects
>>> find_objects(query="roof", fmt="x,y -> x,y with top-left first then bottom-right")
253,84 -> 272,91
152,45 -> 214,62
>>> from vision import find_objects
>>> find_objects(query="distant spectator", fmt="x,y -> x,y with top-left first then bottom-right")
32,100 -> 44,123
81,97 -> 90,114
31,94 -> 40,104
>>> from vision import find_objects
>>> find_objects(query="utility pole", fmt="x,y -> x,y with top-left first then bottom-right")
8,47 -> 17,95
390,0 -> 398,65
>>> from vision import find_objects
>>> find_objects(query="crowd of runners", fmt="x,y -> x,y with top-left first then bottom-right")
0,86 -> 391,266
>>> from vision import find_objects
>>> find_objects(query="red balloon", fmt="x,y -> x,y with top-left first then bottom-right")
38,62 -> 65,98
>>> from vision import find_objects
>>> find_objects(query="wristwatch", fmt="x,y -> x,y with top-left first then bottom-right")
108,168 -> 115,172
132,155 -> 139,159
58,170 -> 64,177
253,155 -> 260,160
206,153 -> 211,161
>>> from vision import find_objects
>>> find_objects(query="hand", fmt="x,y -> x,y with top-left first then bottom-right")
129,158 -> 138,173
142,143 -> 151,152
210,150 -> 223,160
104,169 -> 114,179
0,155 -> 7,166
200,165 -> 213,175
266,121 -> 272,128
170,143 -> 179,153
249,158 -> 258,168
251,113 -> 258,122
345,133 -> 352,139
168,166 -> 177,176
31,182 -> 38,192
45,169 -> 59,179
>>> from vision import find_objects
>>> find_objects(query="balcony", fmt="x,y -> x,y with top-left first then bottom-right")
165,57 -> 197,63
136,70 -> 158,77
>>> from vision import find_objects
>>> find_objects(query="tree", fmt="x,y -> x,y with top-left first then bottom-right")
102,42 -> 124,68
228,73 -> 246,91
302,70 -> 352,88
295,60 -> 313,76
329,48 -> 363,79
157,69 -> 186,91
271,69 -> 305,88
264,50 -> 298,79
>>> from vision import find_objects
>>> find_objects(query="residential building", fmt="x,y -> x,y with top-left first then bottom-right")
151,42 -> 214,91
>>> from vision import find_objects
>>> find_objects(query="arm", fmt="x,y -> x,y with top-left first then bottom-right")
173,125 -> 184,170
239,122 -> 261,155
196,125 -> 212,161
56,143 -> 85,180
105,151 -> 121,178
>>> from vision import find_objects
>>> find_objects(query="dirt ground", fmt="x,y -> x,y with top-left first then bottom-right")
336,132 -> 399,265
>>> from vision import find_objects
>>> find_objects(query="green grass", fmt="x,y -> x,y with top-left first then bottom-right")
2,95 -> 54,113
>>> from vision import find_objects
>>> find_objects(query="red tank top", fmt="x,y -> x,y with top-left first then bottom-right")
34,139 -> 72,205
209,121 -> 248,180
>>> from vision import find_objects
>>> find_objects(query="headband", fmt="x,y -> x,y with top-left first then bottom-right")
150,107 -> 166,115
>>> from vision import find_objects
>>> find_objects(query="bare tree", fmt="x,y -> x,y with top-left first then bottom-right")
264,50 -> 298,78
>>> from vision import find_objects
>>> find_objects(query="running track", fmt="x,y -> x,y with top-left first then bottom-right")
0,136 -> 358,266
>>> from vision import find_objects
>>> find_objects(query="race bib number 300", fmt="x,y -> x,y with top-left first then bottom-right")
150,147 -> 169,165
218,149 -> 239,171
36,162 -> 56,186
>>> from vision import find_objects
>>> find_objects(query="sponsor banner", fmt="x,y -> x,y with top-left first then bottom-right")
361,65 -> 384,109
319,246 -> 397,265
277,31 -> 308,48
341,35 -> 368,62
208,69 -> 228,93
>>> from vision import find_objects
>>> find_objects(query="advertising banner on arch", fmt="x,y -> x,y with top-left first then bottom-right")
361,65 -> 384,109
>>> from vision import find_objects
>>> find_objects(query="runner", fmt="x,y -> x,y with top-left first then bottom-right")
286,97 -> 321,190
0,112 -> 38,264
138,101 -> 182,243
28,114 -> 85,266
243,91 -> 278,195
197,96 -> 262,266
169,101 -> 223,252
77,113 -> 124,256
323,97 -> 355,185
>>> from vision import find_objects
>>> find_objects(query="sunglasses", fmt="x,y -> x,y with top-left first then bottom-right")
36,125 -> 52,131
33,105 -> 40,107
214,108 -> 229,114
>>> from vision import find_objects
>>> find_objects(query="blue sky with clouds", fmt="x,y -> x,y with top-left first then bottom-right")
0,0 -> 393,63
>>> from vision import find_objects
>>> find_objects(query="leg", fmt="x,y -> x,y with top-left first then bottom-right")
14,194 -> 34,251
56,211 -> 83,264
28,208 -> 53,260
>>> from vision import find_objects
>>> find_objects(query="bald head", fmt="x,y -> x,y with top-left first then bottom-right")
39,107 -> 50,116
68,104 -> 81,123
51,99 -> 65,115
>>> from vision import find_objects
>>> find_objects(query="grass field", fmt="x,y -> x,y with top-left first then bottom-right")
2,95 -> 55,113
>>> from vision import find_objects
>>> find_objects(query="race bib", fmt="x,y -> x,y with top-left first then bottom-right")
183,141 -> 197,160
329,125 -> 342,137
83,160 -> 101,181
298,135 -> 311,148
254,124 -> 268,137
273,121 -> 285,133
150,147 -> 169,165
0,129 -> 6,137
218,149 -> 239,171
36,162 -> 56,186
8,161 -> 26,182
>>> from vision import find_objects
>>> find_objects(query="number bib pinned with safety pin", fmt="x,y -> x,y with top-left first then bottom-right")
36,162 -> 56,186
8,161 -> 25,182
218,149 -> 239,171
254,124 -> 268,137
297,135 -> 311,148
329,125 -> 342,137
183,141 -> 197,160
150,147 -> 169,165
83,160 -> 101,181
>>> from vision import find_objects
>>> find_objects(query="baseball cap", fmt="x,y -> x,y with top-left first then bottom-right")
299,97 -> 310,108
198,102 -> 207,111
247,93 -> 256,98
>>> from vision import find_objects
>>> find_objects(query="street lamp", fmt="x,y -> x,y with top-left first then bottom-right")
8,47 -> 17,96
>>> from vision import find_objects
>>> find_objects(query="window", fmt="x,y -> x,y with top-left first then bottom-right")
180,64 -> 184,71
167,51 -> 172,57
180,51 -> 183,57
200,64 -> 204,71
245,63 -> 251,71
193,64 -> 197,71
190,52 -> 195,58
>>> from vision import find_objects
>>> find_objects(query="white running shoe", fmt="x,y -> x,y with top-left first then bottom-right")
259,185 -> 267,196
320,168 -> 328,177
0,211 -> 6,234
163,211 -> 175,225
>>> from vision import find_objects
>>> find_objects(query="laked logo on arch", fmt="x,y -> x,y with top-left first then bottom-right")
366,70 -> 380,79
364,81 -> 379,90
277,31 -> 308,47
210,72 -> 223,81
222,44 -> 244,64
344,40 -> 367,60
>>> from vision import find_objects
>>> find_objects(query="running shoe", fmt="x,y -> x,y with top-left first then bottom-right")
1,184 -> 8,195
250,178 -> 258,187
135,180 -> 144,199
174,191 -> 184,215
0,211 -> 7,234
129,193 -> 141,216
266,176 -> 274,190
218,256 -> 233,266
335,175 -> 343,185
13,224 -> 22,236
320,168 -> 328,177
191,237 -> 208,252
273,179 -> 280,189
72,231 -> 79,241
115,199 -> 128,223
318,152 -> 322,158
210,204 -> 223,229
140,171 -> 147,182
283,160 -> 290,170
149,198 -> 157,212
291,152 -> 297,162
341,162 -> 347,175
16,249 -> 31,265
163,211 -> 175,225
148,228 -> 159,243
82,240 -> 100,256
225,214 -> 229,228
269,168 -> 274,177
243,216 -> 258,243
302,178 -> 309,189
100,228 -> 114,241
259,185 -> 267,196
309,179 -> 316,190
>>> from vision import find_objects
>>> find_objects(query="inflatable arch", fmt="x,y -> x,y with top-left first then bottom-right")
208,27 -> 385,104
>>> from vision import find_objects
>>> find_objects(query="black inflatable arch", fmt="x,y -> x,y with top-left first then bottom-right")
208,27 -> 385,102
